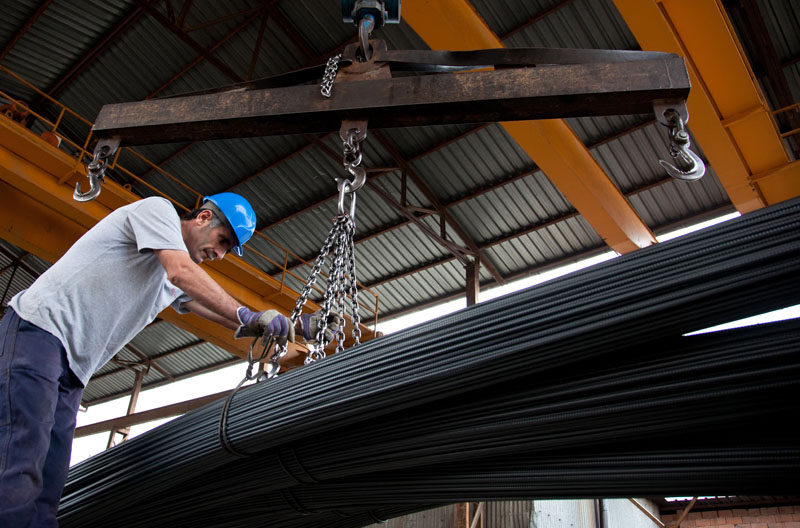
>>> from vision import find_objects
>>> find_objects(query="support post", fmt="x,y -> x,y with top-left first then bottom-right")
455,502 -> 470,528
107,368 -> 145,448
466,258 -> 480,306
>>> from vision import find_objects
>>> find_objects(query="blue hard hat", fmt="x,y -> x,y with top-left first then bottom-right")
202,193 -> 256,257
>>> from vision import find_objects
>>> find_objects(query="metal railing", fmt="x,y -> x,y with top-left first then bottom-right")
0,64 -> 380,331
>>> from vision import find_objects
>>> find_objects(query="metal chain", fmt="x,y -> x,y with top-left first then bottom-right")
320,53 -> 342,98
265,127 -> 365,371
346,220 -> 362,345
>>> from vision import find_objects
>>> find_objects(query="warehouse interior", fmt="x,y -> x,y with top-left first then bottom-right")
1,0 -> 799,526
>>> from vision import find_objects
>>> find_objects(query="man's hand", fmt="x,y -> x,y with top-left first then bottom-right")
235,307 -> 294,345
299,311 -> 342,344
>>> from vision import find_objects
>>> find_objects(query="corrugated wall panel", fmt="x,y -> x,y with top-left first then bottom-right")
533,499 -> 598,528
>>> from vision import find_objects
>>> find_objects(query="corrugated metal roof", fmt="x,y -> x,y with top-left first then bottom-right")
3,0 -> 796,408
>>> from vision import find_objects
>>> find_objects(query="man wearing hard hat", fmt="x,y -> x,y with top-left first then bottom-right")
0,193 -> 335,526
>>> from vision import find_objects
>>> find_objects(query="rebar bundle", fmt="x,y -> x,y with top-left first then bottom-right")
59,198 -> 800,527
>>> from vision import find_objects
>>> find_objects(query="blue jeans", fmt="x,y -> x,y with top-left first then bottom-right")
0,309 -> 84,527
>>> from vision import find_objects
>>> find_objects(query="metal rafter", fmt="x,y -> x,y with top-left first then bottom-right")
146,11 -> 261,99
366,173 -> 679,296
281,118 -> 657,280
258,125 -> 490,232
46,5 -> 147,98
498,0 -> 576,41
0,0 -> 54,60
84,358 -> 242,407
91,339 -> 205,382
175,0 -> 194,29
134,0 -> 244,83
372,130 -> 506,284
305,134 -> 475,263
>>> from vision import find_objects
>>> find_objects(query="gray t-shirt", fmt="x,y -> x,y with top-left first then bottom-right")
10,197 -> 192,386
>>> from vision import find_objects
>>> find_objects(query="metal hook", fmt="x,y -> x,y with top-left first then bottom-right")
357,15 -> 376,62
657,108 -> 705,181
73,162 -> 104,202
74,137 -> 120,202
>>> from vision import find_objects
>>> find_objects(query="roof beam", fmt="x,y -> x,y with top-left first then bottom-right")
613,0 -> 800,209
46,5 -> 146,98
403,0 -> 656,254
281,118 -> 657,278
135,0 -> 243,83
373,130 -> 505,284
0,0 -> 54,60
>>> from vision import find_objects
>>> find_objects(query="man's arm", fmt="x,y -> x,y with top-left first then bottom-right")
155,249 -> 241,324
181,300 -> 239,330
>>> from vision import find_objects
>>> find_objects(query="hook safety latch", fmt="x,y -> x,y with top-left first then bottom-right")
654,104 -> 705,181
74,137 -> 120,202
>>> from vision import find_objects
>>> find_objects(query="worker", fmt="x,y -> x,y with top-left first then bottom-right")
0,193 -> 337,525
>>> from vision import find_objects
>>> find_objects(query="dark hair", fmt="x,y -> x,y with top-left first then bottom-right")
181,204 -> 225,230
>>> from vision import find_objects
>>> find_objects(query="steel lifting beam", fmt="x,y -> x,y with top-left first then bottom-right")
91,44 -> 690,147
402,0 -> 659,253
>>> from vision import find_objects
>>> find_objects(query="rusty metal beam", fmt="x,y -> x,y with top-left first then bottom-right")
465,258 -> 480,306
0,0 -> 54,60
75,389 -> 232,438
499,0 -> 576,41
47,5 -> 146,98
124,343 -> 174,381
92,339 -> 204,382
258,125 -> 489,232
147,13 -> 258,99
247,11 -> 270,81
404,0 -> 657,254
85,358 -> 242,407
614,0 -> 799,208
134,0 -> 243,83
92,56 -> 688,145
107,367 -> 145,448
373,130 -> 506,284
284,117 -> 656,278
175,0 -> 194,29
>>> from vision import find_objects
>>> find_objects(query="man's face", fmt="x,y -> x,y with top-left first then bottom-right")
184,210 -> 235,264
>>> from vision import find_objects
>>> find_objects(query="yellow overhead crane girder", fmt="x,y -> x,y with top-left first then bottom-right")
0,115 -> 351,367
404,0 -> 658,254
614,0 -> 800,211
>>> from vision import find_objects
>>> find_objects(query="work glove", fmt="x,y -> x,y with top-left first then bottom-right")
299,311 -> 342,345
235,307 -> 294,346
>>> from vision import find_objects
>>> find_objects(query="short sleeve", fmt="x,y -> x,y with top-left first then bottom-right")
170,292 -> 193,314
127,197 -> 188,254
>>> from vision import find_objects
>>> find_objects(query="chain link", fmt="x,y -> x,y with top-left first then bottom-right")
320,53 -> 342,98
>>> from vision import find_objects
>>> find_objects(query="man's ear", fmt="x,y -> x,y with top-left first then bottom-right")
196,209 -> 214,226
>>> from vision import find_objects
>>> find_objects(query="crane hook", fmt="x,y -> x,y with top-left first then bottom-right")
657,108 -> 705,181
74,138 -> 120,202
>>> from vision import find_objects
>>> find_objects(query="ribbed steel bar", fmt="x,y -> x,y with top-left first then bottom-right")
59,198 -> 800,526
92,318 -> 800,526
